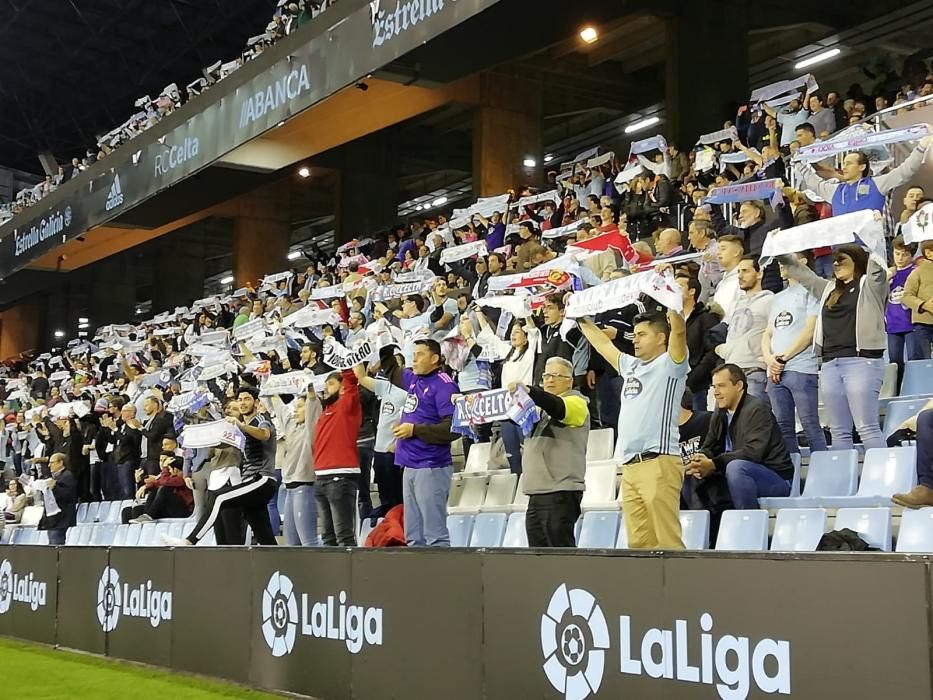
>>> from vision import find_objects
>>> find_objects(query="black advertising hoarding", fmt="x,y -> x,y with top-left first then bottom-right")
105,548 -> 176,667
481,551 -> 932,700
171,547 -> 253,683
56,546 -> 109,655
248,547 -> 354,699
0,545 -> 57,645
0,0 -> 502,278
349,549 -> 484,700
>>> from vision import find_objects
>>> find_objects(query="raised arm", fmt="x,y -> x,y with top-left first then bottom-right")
578,318 -> 622,370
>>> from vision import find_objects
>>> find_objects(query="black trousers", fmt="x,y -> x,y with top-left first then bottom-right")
186,476 -> 277,545
121,487 -> 191,524
372,451 -> 403,509
526,491 -> 583,548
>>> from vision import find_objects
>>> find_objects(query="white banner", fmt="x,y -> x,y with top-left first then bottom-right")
371,279 -> 433,302
566,269 -> 683,318
794,124 -> 929,163
586,151 -> 614,169
541,222 -> 581,239
233,318 -> 266,340
199,330 -> 230,346
440,240 -> 487,265
760,209 -> 886,267
49,370 -> 70,383
322,337 -> 374,370
310,285 -> 347,301
259,371 -> 313,396
903,202 -> 933,244
283,307 -> 340,328
448,194 -> 510,229
749,74 -> 817,104
476,295 -> 533,318
697,126 -> 738,146
515,189 -> 560,209
179,420 -> 245,451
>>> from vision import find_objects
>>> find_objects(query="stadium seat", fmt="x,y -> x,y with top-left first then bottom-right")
124,523 -> 142,547
84,501 -> 101,523
448,476 -> 488,514
112,524 -> 129,546
715,510 -> 769,551
447,514 -> 475,547
137,522 -> 158,546
478,473 -> 517,511
771,509 -> 827,551
790,453 -> 801,497
879,362 -> 898,400
581,461 -> 619,511
464,442 -> 492,473
679,510 -> 711,550
895,508 -> 933,553
359,517 -> 381,546
100,501 -> 123,524
20,505 -> 43,527
760,450 -> 859,508
816,447 -> 916,508
615,518 -> 628,549
502,512 -> 528,547
9,527 -> 27,545
90,524 -> 117,546
884,398 -> 932,439
470,513 -> 508,547
586,429 -> 615,462
201,528 -> 217,546
65,527 -> 79,546
165,521 -> 187,540
74,525 -> 94,546
833,507 -> 892,552
75,502 -> 90,524
507,474 -> 529,513
37,530 -> 49,545
901,360 -> 933,397
578,511 -> 619,548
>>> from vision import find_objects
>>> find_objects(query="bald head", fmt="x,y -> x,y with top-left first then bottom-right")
656,228 -> 682,256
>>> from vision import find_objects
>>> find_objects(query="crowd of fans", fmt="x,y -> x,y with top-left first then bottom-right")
3,59 -> 933,550
0,0 -> 338,226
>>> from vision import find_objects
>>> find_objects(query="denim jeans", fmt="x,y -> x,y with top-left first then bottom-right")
813,254 -> 834,279
820,357 -> 886,450
724,459 -> 791,509
913,324 -> 933,360
916,410 -> 933,489
766,370 -> 827,454
888,331 -> 926,390
372,451 -> 403,508
744,369 -> 768,402
315,474 -> 359,546
266,469 -> 282,536
499,420 -> 524,475
116,461 -> 138,500
402,466 -> 452,547
47,528 -> 66,546
283,484 -> 319,546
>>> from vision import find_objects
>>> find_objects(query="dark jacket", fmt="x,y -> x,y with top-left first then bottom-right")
141,410 -> 175,465
684,303 -> 721,392
106,421 -> 143,465
699,393 -> 794,480
38,468 -> 77,531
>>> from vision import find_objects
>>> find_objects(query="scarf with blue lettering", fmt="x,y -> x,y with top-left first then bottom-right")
451,386 -> 537,440
704,178 -> 783,208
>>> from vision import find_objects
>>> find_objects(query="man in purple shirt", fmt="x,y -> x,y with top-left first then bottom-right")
390,338 -> 460,546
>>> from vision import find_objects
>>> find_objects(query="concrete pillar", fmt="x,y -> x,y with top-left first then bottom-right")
0,300 -> 42,360
665,2 -> 748,149
88,256 -> 138,327
151,236 -> 207,314
472,72 -> 543,198
335,132 -> 399,244
231,180 -> 291,287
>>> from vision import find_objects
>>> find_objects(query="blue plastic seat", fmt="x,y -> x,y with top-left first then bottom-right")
715,510 -> 769,551
771,508 -> 827,551
502,512 -> 528,547
101,501 -> 123,524
447,514 -> 475,547
112,524 -> 129,547
469,513 -> 508,547
359,517 -> 382,547
84,501 -> 101,524
833,507 -> 892,552
75,502 -> 90,524
895,508 -> 933,553
124,523 -> 142,547
901,360 -> 933,397
760,450 -> 859,508
884,399 -> 933,439
137,522 -> 157,546
615,519 -> 629,549
577,511 -> 619,548
817,447 -> 916,508
679,510 -> 711,550
74,525 -> 94,546
90,524 -> 117,546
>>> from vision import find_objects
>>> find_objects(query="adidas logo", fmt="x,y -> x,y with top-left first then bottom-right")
105,175 -> 125,211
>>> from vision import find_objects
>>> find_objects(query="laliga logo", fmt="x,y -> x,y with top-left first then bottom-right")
260,571 -> 383,657
541,584 -> 610,700
96,566 -> 172,632
541,584 -> 791,699
0,559 -> 48,614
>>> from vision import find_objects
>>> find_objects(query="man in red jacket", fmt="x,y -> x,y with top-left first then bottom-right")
121,452 -> 193,524
313,368 -> 362,545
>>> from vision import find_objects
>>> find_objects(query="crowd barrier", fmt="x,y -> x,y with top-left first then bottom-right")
0,545 -> 931,699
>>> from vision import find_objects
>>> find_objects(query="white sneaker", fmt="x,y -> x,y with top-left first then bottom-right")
160,534 -> 191,547
129,514 -> 153,524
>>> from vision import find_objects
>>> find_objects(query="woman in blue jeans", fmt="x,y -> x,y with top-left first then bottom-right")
271,390 -> 322,546
780,245 -> 888,450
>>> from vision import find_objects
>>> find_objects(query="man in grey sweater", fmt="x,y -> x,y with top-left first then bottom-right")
716,256 -> 774,401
